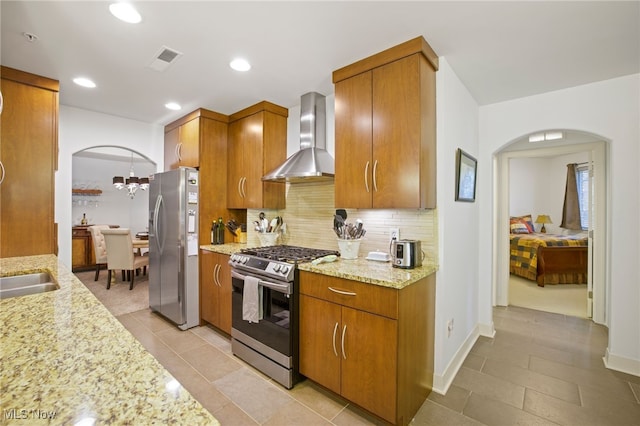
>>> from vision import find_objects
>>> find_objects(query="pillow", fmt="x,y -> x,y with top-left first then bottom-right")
510,215 -> 535,234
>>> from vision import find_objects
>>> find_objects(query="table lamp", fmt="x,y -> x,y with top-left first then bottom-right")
535,215 -> 552,233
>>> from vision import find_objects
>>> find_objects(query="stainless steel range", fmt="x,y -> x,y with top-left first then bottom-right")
229,245 -> 339,388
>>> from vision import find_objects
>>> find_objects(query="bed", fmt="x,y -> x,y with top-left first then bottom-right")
509,215 -> 588,287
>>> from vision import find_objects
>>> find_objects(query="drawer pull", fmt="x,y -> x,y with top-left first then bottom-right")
341,324 -> 347,360
332,322 -> 339,357
328,287 -> 356,296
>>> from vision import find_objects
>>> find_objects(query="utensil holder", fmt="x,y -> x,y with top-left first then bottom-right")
258,232 -> 279,247
337,238 -> 362,259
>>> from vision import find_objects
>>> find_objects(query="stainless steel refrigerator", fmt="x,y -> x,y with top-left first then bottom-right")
148,167 -> 199,330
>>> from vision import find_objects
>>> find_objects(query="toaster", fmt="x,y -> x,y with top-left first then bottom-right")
391,239 -> 423,269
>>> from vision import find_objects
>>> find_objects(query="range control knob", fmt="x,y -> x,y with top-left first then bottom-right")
281,266 -> 290,275
273,264 -> 281,272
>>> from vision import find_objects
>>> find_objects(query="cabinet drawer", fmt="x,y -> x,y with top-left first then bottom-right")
299,271 -> 398,319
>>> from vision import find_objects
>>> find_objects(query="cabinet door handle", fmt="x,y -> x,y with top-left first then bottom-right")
328,287 -> 356,296
0,160 -> 5,185
241,177 -> 247,198
364,161 -> 370,193
372,160 -> 379,192
332,322 -> 339,357
177,142 -> 183,161
237,177 -> 243,198
341,324 -> 347,360
212,264 -> 217,285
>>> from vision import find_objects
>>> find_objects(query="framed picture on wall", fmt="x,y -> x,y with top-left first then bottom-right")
455,149 -> 477,202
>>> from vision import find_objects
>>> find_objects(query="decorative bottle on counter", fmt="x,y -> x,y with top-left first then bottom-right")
216,217 -> 225,244
81,213 -> 88,225
211,221 -> 216,245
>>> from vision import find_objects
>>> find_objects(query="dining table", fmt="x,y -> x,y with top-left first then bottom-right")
132,238 -> 149,255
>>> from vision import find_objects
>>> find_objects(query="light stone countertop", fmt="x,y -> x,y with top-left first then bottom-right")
201,244 -> 438,289
0,254 -> 218,425
200,243 -> 248,256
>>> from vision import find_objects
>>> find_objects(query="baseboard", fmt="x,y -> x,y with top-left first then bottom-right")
479,320 -> 496,338
603,348 -> 640,377
432,325 -> 480,395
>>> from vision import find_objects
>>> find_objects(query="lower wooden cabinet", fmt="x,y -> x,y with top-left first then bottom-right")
71,226 -> 96,271
299,271 -> 435,425
200,251 -> 232,334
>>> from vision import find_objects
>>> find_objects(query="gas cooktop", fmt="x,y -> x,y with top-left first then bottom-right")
240,245 -> 339,264
230,245 -> 340,282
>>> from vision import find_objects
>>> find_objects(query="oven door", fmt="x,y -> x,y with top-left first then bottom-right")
231,269 -> 293,358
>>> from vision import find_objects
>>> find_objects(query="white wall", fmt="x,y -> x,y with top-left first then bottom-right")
479,74 -> 640,375
432,58 -> 481,392
509,152 -> 588,234
57,106 -> 164,268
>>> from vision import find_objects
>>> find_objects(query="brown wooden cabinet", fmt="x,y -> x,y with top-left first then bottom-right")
227,102 -> 287,209
164,114 -> 200,170
71,226 -> 96,270
200,250 -> 232,334
299,271 -> 435,425
164,109 -> 232,246
0,66 -> 58,258
333,37 -> 438,209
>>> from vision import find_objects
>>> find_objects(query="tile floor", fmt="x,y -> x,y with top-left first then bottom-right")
116,306 -> 640,425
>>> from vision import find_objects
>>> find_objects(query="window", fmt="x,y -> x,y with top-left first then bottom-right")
576,165 -> 589,230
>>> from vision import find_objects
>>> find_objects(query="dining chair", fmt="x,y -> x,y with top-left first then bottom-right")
87,225 -> 110,281
101,228 -> 149,290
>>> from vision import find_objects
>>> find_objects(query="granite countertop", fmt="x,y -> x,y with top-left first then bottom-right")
200,243 -> 247,256
297,257 -> 438,289
0,255 -> 218,425
201,243 -> 437,289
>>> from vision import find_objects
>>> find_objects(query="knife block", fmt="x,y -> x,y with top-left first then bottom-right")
234,230 -> 247,244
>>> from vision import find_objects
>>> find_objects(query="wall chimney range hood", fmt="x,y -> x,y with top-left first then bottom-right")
262,92 -> 334,183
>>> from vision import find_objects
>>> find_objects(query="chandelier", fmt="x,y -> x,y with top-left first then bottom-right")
113,152 -> 149,198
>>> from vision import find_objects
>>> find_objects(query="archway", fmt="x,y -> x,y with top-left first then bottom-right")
493,129 -> 608,325
71,146 -> 156,270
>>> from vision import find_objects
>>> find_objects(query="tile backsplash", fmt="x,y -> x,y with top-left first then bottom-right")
247,182 -> 438,263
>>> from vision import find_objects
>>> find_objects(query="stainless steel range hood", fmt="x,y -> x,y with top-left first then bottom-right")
262,92 -> 334,183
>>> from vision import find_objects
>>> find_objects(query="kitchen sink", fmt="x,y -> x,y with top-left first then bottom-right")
0,272 -> 59,299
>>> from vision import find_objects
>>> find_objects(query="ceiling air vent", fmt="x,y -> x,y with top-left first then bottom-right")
147,46 -> 183,72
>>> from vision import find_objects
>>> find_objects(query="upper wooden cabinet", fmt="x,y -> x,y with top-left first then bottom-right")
164,108 -> 228,171
164,117 -> 199,169
227,101 -> 287,209
164,108 -> 230,246
333,36 -> 438,209
1,66 -> 59,258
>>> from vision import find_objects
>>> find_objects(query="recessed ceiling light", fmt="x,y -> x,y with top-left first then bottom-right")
230,58 -> 251,72
73,77 -> 96,88
165,102 -> 181,111
109,2 -> 142,24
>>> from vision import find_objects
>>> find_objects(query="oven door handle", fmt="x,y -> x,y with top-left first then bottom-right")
231,270 -> 291,294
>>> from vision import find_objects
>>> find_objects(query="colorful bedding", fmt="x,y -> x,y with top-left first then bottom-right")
510,233 -> 588,283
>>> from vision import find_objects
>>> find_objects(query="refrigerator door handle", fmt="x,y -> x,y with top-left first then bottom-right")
153,195 -> 166,255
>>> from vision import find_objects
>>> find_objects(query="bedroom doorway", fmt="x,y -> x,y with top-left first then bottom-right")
494,132 -> 607,325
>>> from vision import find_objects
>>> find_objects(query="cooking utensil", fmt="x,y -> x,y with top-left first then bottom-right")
258,212 -> 269,232
268,218 -> 278,233
273,216 -> 283,233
